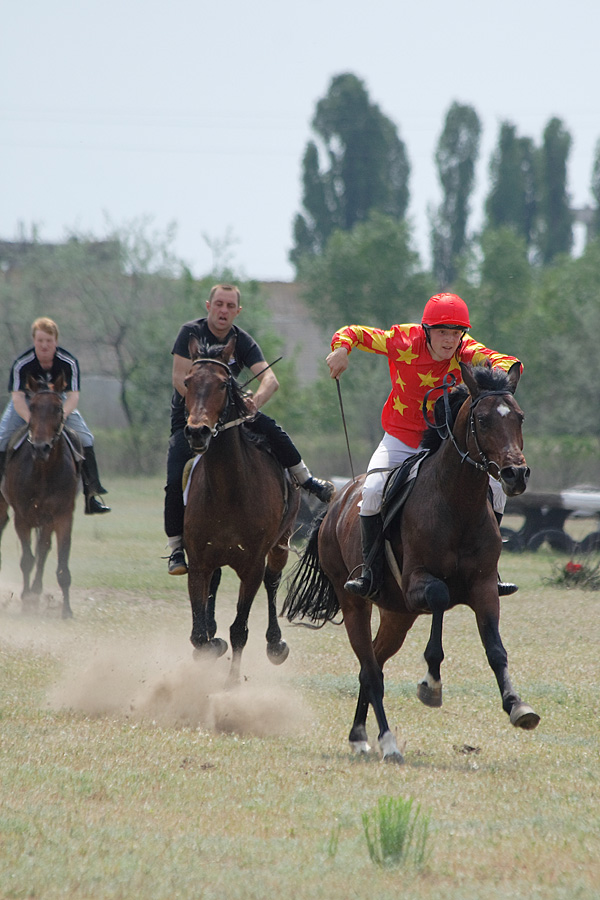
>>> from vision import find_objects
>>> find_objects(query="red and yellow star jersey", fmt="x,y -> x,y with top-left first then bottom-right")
331,323 -> 522,448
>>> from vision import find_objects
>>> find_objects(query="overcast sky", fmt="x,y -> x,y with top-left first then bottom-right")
2,0 -> 598,282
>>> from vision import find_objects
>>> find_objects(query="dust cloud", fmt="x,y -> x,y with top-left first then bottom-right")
1,572 -> 312,738
45,634 -> 312,738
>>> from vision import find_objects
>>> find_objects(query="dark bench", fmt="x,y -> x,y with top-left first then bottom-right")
503,488 -> 600,552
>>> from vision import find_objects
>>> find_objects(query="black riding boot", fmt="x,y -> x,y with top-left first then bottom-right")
0,450 -> 6,483
82,446 -> 111,515
344,515 -> 385,599
495,512 -> 518,595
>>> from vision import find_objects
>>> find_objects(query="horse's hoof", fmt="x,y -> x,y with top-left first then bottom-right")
266,640 -> 289,665
417,680 -> 443,708
192,637 -> 228,659
350,740 -> 371,755
61,607 -> 73,620
510,704 -> 540,730
379,731 -> 405,764
383,751 -> 405,765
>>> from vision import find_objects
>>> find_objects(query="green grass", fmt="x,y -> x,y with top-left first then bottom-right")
1,477 -> 599,899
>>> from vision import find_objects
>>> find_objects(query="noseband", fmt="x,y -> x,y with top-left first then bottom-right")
423,375 -> 514,478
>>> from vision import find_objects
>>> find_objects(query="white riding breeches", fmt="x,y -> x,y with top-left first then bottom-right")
359,431 -> 507,518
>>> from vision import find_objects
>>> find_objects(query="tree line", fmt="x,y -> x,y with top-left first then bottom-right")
1,72 -> 600,487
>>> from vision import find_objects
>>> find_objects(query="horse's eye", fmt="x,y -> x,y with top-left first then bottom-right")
477,414 -> 490,430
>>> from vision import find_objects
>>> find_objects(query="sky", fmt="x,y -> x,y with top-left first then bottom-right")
2,0 -> 598,282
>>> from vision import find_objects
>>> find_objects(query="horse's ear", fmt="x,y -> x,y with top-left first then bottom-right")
505,361 -> 521,394
221,335 -> 236,363
53,373 -> 67,394
26,375 -> 41,394
188,335 -> 202,361
459,362 -> 479,398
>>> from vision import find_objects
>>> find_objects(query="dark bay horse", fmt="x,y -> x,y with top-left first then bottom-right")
0,375 -> 79,618
284,362 -> 539,762
182,335 -> 300,682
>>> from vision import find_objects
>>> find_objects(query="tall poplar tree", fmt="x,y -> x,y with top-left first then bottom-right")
591,137 -> 600,238
290,73 -> 410,268
538,117 -> 573,263
485,122 -> 538,246
430,102 -> 481,289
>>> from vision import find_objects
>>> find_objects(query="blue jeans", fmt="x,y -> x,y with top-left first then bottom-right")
0,398 -> 94,451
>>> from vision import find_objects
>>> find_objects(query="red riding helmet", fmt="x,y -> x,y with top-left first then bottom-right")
422,293 -> 471,330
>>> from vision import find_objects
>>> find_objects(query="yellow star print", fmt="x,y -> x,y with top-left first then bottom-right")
395,373 -> 406,390
396,347 -> 419,365
418,370 -> 437,388
393,396 -> 408,415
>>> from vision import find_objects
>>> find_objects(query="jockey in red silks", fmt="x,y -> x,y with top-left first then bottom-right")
326,293 -> 522,600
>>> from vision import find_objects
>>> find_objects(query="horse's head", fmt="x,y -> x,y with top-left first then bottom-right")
459,361 -> 530,496
26,374 -> 66,461
183,335 -> 245,454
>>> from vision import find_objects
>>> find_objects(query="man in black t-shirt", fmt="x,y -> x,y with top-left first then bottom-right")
164,283 -> 334,575
0,317 -> 110,514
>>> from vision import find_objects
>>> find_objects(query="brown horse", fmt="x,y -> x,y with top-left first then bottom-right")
182,335 -> 300,682
284,362 -> 539,762
0,375 -> 79,618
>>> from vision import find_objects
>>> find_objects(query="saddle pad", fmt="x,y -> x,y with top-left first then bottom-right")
381,449 -> 430,534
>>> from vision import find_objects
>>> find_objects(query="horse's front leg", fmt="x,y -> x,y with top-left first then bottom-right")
342,594 -> 403,763
228,566 -> 265,684
0,495 -> 9,569
29,523 -> 53,605
263,561 -> 289,665
13,518 -> 35,607
474,597 -> 540,730
188,567 -> 228,659
206,568 -> 221,640
54,517 -> 73,619
405,569 -> 450,708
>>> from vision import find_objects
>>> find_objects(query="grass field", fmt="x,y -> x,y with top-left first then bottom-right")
1,477 -> 599,899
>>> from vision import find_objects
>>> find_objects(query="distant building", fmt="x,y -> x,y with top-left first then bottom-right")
260,281 -> 329,385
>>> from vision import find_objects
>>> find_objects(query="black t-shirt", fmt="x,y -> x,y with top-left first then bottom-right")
9,346 -> 81,394
170,318 -> 265,430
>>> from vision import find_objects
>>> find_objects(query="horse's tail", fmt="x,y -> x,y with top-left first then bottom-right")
282,509 -> 339,624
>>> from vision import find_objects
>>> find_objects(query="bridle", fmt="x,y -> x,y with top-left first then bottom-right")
423,374 -> 515,478
188,358 -> 252,436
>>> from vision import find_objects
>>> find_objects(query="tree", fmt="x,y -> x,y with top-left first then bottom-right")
591,137 -> 600,238
297,212 -> 434,453
290,73 -> 410,268
485,122 -> 538,247
469,227 -> 532,353
538,117 -> 573,264
520,237 -> 600,435
430,102 -> 481,288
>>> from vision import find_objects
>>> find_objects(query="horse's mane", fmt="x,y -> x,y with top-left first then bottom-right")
193,342 -> 256,422
421,365 -> 513,454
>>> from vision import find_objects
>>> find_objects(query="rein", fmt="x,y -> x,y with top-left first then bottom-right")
422,375 -> 509,478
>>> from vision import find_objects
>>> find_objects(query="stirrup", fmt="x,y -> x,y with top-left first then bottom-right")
85,494 -> 111,515
344,570 -> 379,599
